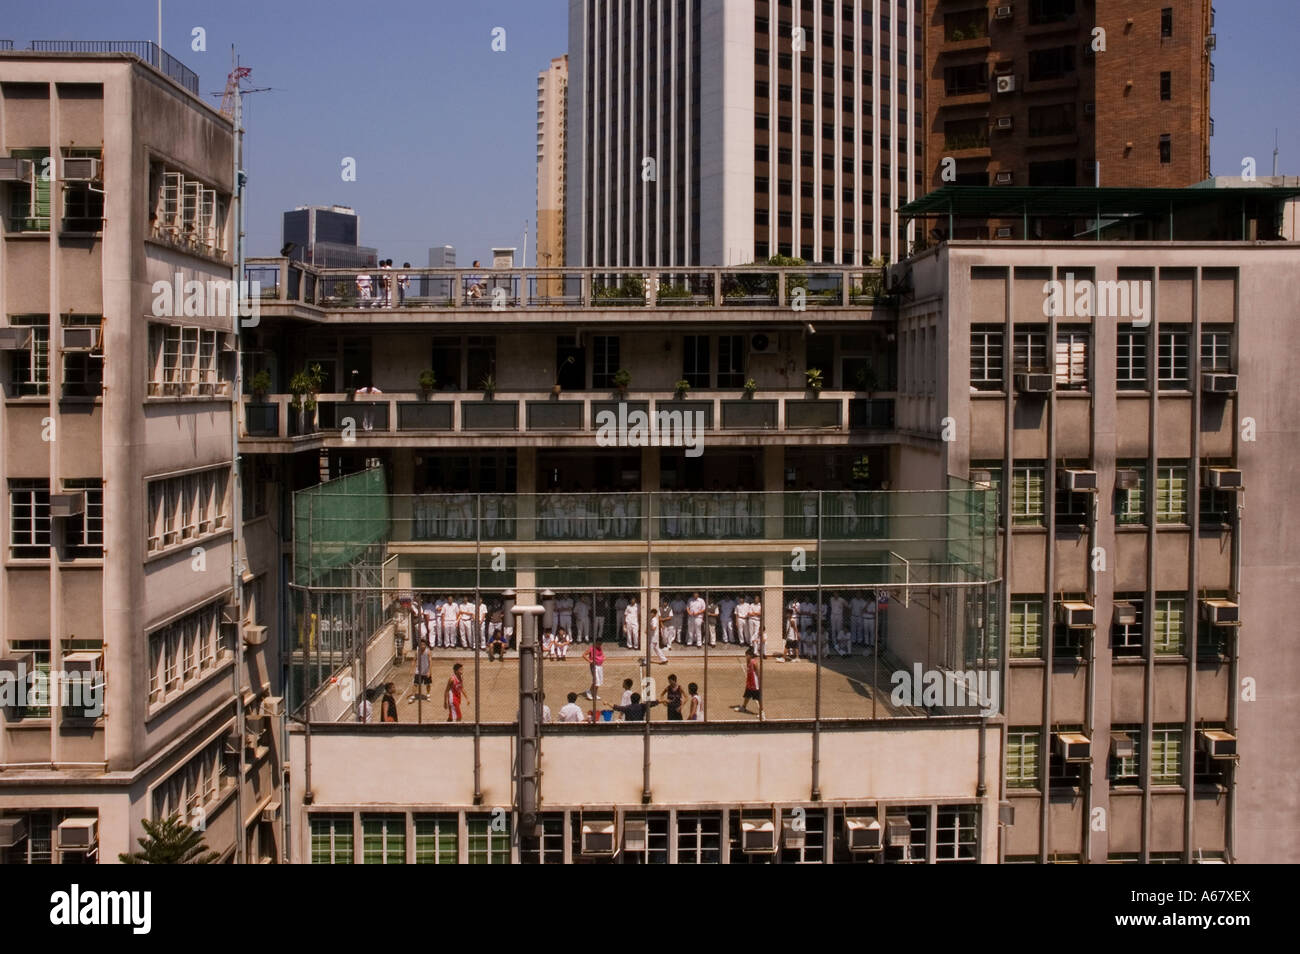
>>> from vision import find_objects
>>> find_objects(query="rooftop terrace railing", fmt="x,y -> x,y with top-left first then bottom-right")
26,40 -> 199,95
243,259 -> 895,311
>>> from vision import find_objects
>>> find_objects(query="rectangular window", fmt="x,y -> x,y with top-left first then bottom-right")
7,148 -> 51,232
1159,134 -> 1172,164
1150,727 -> 1182,784
778,808 -> 826,864
9,479 -> 51,558
148,324 -> 226,397
1028,103 -> 1076,138
61,148 -> 104,232
1054,329 -> 1088,390
8,315 -> 50,396
1029,0 -> 1075,25
943,63 -> 988,96
520,813 -> 565,864
1112,593 -> 1145,657
413,814 -> 458,864
1009,597 -> 1044,658
147,601 -> 224,704
1027,46 -> 1076,82
147,468 -> 229,553
1152,596 -> 1185,655
1116,462 -> 1147,526
591,335 -> 620,388
935,807 -> 978,862
1156,328 -> 1190,389
310,814 -> 354,864
1007,730 -> 1041,787
675,812 -> 722,863
1116,327 -> 1147,390
1160,7 -> 1173,37
682,335 -> 711,388
1155,463 -> 1188,524
1011,465 -> 1046,528
1160,71 -> 1172,100
60,315 -> 104,398
1200,328 -> 1232,372
1013,329 -> 1049,373
362,814 -> 406,864
466,814 -> 511,863
717,335 -> 744,389
62,478 -> 103,558
1110,727 -> 1141,783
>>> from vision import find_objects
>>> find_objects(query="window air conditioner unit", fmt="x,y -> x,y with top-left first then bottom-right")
1056,600 -> 1095,628
1115,468 -> 1141,490
1113,602 -> 1138,627
61,326 -> 101,351
1201,372 -> 1237,393
995,116 -> 1013,130
845,816 -> 882,851
0,327 -> 33,351
580,820 -> 617,856
1203,466 -> 1242,490
243,623 -> 269,647
995,74 -> 1016,94
995,226 -> 1014,238
884,815 -> 911,847
246,713 -> 269,737
0,816 -> 29,848
62,157 -> 102,181
56,817 -> 99,851
1199,599 -> 1239,626
1014,371 -> 1050,392
0,158 -> 35,182
1110,733 -> 1135,760
995,171 -> 1015,185
262,695 -> 284,717
781,818 -> 806,849
994,5 -> 1013,20
1054,731 -> 1091,762
1058,468 -> 1098,492
741,819 -> 777,854
261,801 -> 281,824
221,602 -> 242,625
623,819 -> 647,852
49,492 -> 86,518
1197,729 -> 1236,759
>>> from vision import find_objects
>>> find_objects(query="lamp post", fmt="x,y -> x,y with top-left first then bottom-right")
509,587 -> 551,859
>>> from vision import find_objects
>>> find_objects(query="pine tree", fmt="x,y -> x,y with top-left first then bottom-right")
119,813 -> 220,864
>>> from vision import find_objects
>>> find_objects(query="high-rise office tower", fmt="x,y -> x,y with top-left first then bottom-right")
282,205 -> 378,268
926,1 -> 1212,204
566,0 -> 925,267
537,55 -> 568,283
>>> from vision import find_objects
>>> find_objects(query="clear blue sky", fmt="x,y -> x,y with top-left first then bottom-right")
4,0 -> 1297,265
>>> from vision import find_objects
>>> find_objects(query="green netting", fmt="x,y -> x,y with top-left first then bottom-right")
294,467 -> 390,584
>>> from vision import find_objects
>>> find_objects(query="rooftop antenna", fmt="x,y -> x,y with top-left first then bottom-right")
156,0 -> 162,50
1274,129 -> 1280,178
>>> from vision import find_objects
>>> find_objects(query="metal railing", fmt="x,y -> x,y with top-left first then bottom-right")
27,41 -> 199,95
243,259 -> 896,311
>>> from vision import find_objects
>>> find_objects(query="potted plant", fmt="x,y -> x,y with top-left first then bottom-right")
674,379 -> 691,399
289,362 -> 326,433
805,367 -> 824,395
612,368 -> 632,396
250,370 -> 272,401
417,369 -> 437,398
743,377 -> 757,399
855,365 -> 879,397
479,373 -> 497,399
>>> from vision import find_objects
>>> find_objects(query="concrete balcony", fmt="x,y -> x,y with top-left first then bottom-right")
239,389 -> 898,446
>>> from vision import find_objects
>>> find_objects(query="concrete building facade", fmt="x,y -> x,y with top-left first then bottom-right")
0,50 -> 281,864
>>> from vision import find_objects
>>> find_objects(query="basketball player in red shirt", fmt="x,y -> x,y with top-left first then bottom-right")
445,663 -> 469,722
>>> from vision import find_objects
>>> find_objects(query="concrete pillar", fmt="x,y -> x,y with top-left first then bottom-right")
391,452 -> 415,541
516,447 -> 536,540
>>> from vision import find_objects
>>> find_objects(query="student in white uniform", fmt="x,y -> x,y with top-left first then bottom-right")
801,487 -> 819,537
439,596 -> 460,649
482,494 -> 499,538
732,493 -> 749,538
686,592 -> 706,647
864,593 -> 879,648
592,595 -> 607,642
457,597 -> 475,649
555,627 -> 572,659
355,271 -> 374,307
734,598 -> 750,647
475,598 -> 487,649
717,595 -> 736,643
747,595 -> 763,654
705,599 -> 719,646
849,593 -> 868,645
668,598 -> 686,647
555,593 -> 574,637
830,593 -> 848,646
573,596 -> 591,643
649,608 -> 668,664
623,597 -> 640,650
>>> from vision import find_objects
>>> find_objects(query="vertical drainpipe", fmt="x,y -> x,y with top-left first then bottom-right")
1141,276 -> 1159,863
231,78 -> 247,865
1039,269 -> 1058,863
514,603 -> 543,856
811,492 -> 823,801
998,266 -> 1014,864
1225,270 -> 1243,864
48,84 -> 62,770
643,492 -> 652,803
1184,269 -> 1203,860
473,494 -> 482,805
1083,382 -> 1098,862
